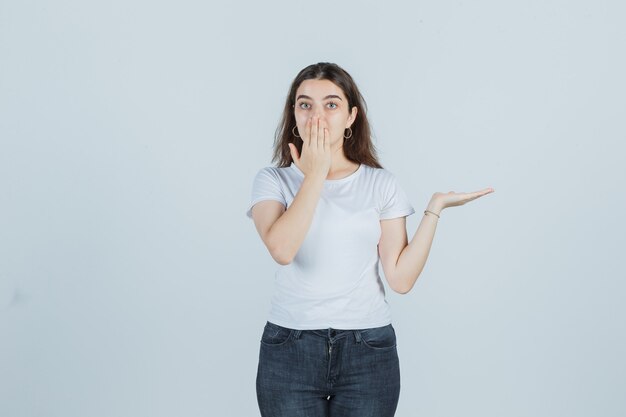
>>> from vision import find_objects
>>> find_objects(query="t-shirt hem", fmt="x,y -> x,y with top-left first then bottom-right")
266,317 -> 393,331
246,197 -> 287,218
379,207 -> 416,220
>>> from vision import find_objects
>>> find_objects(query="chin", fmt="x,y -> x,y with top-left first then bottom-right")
330,135 -> 342,143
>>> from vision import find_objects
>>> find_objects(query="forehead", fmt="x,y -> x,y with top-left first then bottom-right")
296,79 -> 346,99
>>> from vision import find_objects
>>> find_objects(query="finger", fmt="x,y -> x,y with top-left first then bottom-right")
472,189 -> 492,197
316,118 -> 324,149
465,191 -> 489,202
324,124 -> 330,152
475,188 -> 493,194
317,118 -> 325,149
311,116 -> 318,148
306,117 -> 312,147
316,117 -> 323,149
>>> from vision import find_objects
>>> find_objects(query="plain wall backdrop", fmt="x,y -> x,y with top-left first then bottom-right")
1,0 -> 625,416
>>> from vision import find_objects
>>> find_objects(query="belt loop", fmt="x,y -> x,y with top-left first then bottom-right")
293,329 -> 302,339
353,330 -> 362,343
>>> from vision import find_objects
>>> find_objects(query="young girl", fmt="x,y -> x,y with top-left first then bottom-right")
246,62 -> 494,417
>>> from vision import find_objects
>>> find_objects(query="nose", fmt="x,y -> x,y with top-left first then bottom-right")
314,113 -> 326,123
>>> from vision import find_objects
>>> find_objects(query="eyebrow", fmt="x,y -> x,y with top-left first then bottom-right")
296,94 -> 343,101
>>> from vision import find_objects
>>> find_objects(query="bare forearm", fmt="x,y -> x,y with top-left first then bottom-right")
392,185 -> 494,293
394,201 -> 443,293
268,175 -> 325,264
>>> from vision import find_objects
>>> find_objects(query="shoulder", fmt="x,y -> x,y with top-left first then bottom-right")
253,165 -> 295,181
255,165 -> 280,175
360,164 -> 398,185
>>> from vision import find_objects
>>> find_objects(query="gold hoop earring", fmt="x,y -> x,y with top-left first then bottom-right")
292,126 -> 301,138
344,127 -> 353,139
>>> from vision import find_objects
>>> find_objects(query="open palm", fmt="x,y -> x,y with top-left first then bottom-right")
435,187 -> 495,210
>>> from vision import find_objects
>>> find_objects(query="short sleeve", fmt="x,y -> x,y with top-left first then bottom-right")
379,172 -> 415,220
245,167 -> 287,219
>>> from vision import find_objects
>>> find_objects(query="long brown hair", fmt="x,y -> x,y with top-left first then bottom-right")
271,62 -> 383,169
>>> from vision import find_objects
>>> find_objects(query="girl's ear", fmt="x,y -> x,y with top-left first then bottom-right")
348,106 -> 358,126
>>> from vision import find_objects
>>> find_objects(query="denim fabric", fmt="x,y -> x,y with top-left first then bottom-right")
256,321 -> 401,417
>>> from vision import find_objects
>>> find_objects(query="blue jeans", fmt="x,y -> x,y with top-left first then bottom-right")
256,321 -> 401,417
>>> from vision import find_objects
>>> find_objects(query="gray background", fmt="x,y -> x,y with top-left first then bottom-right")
1,1 -> 625,416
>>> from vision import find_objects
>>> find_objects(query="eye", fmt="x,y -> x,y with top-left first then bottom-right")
297,101 -> 338,110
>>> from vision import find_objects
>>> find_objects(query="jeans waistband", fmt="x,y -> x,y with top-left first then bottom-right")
306,328 -> 361,343
286,328 -> 363,343
266,321 -> 392,343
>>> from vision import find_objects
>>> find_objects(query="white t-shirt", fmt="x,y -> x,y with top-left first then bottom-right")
246,161 -> 415,330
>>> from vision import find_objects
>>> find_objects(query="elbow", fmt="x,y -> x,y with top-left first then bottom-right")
273,254 -> 292,266
390,276 -> 417,295
268,243 -> 294,266
393,286 -> 411,295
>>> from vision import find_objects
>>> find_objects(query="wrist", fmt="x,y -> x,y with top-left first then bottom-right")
425,200 -> 444,217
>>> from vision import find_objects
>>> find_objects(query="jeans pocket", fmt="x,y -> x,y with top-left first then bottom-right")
260,321 -> 294,347
360,324 -> 397,350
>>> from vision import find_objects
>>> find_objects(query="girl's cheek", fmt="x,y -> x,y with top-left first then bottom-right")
295,115 -> 308,127
298,111 -> 313,121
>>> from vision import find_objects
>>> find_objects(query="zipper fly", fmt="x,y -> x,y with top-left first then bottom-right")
326,341 -> 336,384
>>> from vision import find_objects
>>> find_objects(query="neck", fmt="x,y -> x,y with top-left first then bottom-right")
325,147 -> 359,179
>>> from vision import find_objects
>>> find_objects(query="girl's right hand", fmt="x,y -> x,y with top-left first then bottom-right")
288,116 -> 332,180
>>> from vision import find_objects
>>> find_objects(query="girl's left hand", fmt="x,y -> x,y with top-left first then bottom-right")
429,187 -> 495,213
